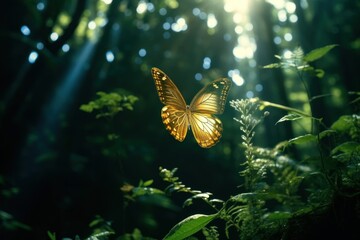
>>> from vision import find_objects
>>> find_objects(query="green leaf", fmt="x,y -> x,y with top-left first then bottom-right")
288,134 -> 317,145
331,115 -> 353,132
303,44 -> 337,62
264,211 -> 292,220
163,214 -> 218,240
276,114 -> 303,124
319,129 -> 336,139
331,141 -> 360,155
47,231 -> 56,240
142,179 -> 154,187
315,68 -> 325,78
262,63 -> 282,69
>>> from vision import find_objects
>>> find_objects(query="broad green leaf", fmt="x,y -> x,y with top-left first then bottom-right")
331,141 -> 360,155
289,134 -> 317,145
303,44 -> 337,62
276,114 -> 303,124
163,214 -> 218,240
319,129 -> 336,139
331,115 -> 354,132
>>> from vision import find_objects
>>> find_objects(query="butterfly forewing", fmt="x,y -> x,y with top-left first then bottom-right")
190,78 -> 232,114
189,113 -> 223,148
151,67 -> 187,110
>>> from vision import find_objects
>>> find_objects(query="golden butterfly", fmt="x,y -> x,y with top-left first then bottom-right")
151,67 -> 232,148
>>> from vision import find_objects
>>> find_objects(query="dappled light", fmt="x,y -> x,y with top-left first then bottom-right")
1,0 -> 359,239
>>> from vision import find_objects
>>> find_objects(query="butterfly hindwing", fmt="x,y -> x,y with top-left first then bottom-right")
161,105 -> 189,142
189,113 -> 223,148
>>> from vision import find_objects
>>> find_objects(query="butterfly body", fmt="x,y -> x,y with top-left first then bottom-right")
152,67 -> 231,148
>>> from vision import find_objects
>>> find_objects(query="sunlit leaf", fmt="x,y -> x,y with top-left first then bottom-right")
289,134 -> 317,145
142,179 -> 154,187
303,44 -> 338,62
163,214 -> 218,240
262,63 -> 282,69
276,114 -> 303,124
331,115 -> 354,132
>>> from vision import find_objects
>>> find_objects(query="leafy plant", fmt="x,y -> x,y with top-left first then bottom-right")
80,90 -> 138,119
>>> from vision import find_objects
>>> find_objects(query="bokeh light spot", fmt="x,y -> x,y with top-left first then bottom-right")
202,57 -> 211,69
50,32 -> 59,41
106,51 -> 114,62
28,51 -> 38,64
62,44 -> 70,52
21,25 -> 31,36
139,48 -> 147,57
246,91 -> 254,98
195,73 -> 202,81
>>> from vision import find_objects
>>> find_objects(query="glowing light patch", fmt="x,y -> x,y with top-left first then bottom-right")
195,73 -> 202,81
88,21 -> 96,30
136,1 -> 147,14
37,42 -> 44,50
255,84 -> 263,92
106,51 -> 114,62
284,33 -> 293,42
207,14 -> 217,28
163,22 -> 171,30
246,91 -> 254,98
28,51 -> 38,64
289,14 -> 298,23
283,50 -> 292,59
62,44 -> 70,52
139,48 -> 147,57
37,2 -> 45,11
21,25 -> 31,36
159,8 -> 167,15
171,18 -> 187,32
203,57 -> 211,69
50,32 -> 59,41
285,2 -> 296,13
102,0 -> 113,4
192,8 -> 200,16
278,10 -> 287,22
274,36 -> 282,45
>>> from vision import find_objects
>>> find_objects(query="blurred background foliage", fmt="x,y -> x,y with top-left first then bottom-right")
0,0 -> 359,239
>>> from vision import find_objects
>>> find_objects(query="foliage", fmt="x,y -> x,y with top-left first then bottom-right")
79,90 -> 138,119
129,45 -> 358,239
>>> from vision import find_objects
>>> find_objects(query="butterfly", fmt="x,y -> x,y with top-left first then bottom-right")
151,67 -> 232,148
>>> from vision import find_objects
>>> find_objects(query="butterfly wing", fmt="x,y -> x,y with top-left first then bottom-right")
189,113 -> 223,148
190,78 -> 232,114
151,67 -> 187,109
189,78 -> 232,148
151,67 -> 189,142
161,105 -> 189,142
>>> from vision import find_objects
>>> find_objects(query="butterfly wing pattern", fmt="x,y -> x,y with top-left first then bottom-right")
151,67 -> 189,142
151,67 -> 231,148
189,78 -> 231,148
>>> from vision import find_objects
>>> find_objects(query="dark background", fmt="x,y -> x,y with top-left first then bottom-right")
1,0 -> 359,239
